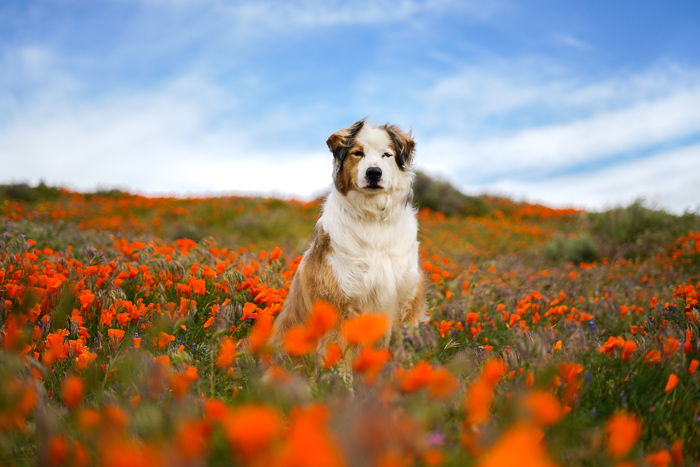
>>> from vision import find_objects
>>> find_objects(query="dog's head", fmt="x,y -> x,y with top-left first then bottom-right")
327,119 -> 415,196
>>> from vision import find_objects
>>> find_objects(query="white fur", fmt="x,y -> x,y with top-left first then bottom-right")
320,124 -> 423,328
354,124 -> 397,192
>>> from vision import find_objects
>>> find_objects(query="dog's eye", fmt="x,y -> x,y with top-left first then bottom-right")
352,151 -> 364,157
382,152 -> 393,158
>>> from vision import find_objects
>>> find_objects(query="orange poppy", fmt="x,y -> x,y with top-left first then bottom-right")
216,337 -> 237,368
306,301 -> 339,339
342,314 -> 389,346
323,342 -> 343,369
522,390 -> 562,426
664,373 -> 679,393
283,326 -> 316,356
223,404 -> 282,460
620,340 -> 637,361
352,346 -> 391,383
275,404 -> 345,467
477,423 -> 555,467
61,375 -> 84,410
107,328 -> 125,346
606,412 -> 641,459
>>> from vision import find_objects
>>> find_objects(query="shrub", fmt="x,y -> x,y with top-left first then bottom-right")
544,234 -> 600,264
589,200 -> 700,259
0,181 -> 62,202
413,171 -> 489,217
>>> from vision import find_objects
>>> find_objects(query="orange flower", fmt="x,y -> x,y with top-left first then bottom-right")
323,342 -> 343,369
642,349 -> 662,364
77,409 -> 101,434
551,340 -> 562,351
275,404 -> 345,467
107,328 -> 125,346
352,346 -> 391,383
524,372 -> 535,387
599,336 -> 624,354
606,412 -> 641,459
428,367 -> 458,398
269,246 -> 283,261
175,419 -> 209,461
466,378 -> 495,426
78,289 -> 95,310
342,314 -> 389,346
204,398 -> 228,423
61,375 -> 84,410
47,435 -> 69,466
683,329 -> 693,354
523,390 -> 563,426
663,338 -> 680,356
249,314 -> 273,354
465,358 -> 506,426
306,301 -> 339,339
482,358 -> 506,386
76,351 -> 97,371
155,332 -> 176,349
689,359 -> 699,375
100,438 -> 164,467
435,320 -> 454,338
645,450 -> 671,467
557,361 -> 584,405
664,373 -> 679,393
203,316 -> 215,329
396,361 -> 436,393
223,404 -> 282,460
284,326 -> 316,356
282,302 -> 340,356
216,337 -> 237,368
620,340 -> 637,361
170,364 -> 198,398
477,423 -> 555,467
43,329 -> 69,365
671,440 -> 683,466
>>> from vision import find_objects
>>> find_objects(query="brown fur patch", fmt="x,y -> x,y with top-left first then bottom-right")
326,120 -> 366,196
402,274 -> 426,326
334,145 -> 363,195
271,226 -> 350,344
382,124 -> 415,170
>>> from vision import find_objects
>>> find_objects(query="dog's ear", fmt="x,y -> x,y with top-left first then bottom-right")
384,125 -> 415,170
326,119 -> 366,161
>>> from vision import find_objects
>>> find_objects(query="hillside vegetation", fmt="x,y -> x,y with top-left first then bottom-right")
1,181 -> 699,466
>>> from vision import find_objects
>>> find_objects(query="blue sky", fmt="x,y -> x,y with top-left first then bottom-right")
2,0 -> 700,212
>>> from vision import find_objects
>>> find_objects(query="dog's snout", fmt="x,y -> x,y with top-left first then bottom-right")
366,166 -> 382,183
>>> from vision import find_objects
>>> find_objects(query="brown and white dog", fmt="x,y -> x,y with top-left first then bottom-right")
272,119 -> 425,349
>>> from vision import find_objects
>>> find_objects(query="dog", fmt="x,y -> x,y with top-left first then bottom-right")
272,119 -> 425,350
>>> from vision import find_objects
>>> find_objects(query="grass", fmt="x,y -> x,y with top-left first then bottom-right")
0,183 -> 698,466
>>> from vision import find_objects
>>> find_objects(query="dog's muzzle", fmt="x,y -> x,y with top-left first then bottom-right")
365,167 -> 382,188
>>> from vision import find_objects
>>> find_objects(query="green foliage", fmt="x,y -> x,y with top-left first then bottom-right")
413,170 -> 489,216
589,200 -> 700,259
544,234 -> 600,264
0,181 -> 62,202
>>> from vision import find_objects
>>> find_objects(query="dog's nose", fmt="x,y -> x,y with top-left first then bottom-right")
366,167 -> 382,183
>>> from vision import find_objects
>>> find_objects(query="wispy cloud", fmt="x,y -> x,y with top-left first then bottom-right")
469,143 -> 700,213
122,0 -> 504,26
553,33 -> 591,50
422,83 -> 700,177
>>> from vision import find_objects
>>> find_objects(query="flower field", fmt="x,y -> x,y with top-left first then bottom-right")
1,186 -> 698,466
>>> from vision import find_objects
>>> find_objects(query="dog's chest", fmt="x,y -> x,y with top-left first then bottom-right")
324,218 -> 419,312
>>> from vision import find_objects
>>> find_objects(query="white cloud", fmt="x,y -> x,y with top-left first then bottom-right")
430,84 -> 700,176
553,33 -> 591,50
464,143 -> 700,213
122,0 -> 504,26
0,69 -> 333,198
